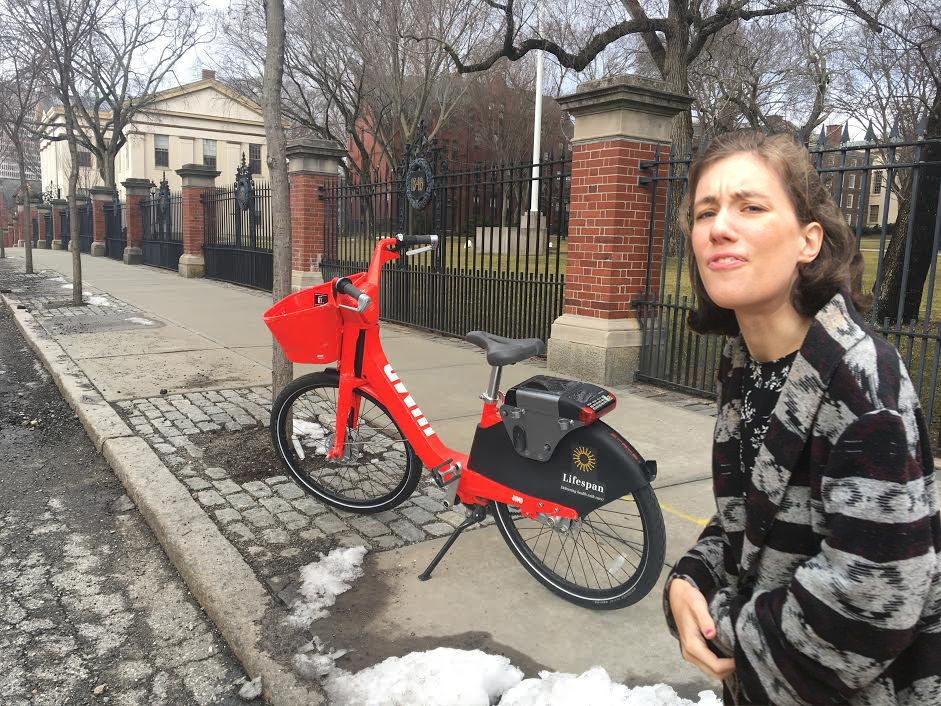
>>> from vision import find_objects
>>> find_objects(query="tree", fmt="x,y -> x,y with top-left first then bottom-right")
0,12 -> 45,274
21,0 -> 99,306
65,0 -> 207,193
263,0 -> 294,400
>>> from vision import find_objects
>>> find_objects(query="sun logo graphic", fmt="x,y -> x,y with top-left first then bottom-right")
572,446 -> 596,473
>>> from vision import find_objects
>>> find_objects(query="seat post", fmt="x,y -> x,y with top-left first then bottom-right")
481,365 -> 503,404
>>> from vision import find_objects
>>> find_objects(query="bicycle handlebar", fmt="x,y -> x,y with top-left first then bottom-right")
334,277 -> 371,313
394,233 -> 438,249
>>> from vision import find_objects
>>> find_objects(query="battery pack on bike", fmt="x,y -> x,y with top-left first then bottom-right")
468,375 -> 654,518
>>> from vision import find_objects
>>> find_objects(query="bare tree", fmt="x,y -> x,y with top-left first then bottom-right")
21,0 -> 99,306
64,0 -> 208,193
0,10 -> 45,274
263,0 -> 294,400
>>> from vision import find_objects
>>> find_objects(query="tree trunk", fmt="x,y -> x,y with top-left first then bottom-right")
664,15 -> 694,260
16,142 -> 33,275
875,93 -> 941,323
263,0 -> 294,401
67,139 -> 83,307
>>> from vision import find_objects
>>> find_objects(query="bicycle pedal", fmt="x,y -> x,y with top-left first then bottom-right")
429,459 -> 457,488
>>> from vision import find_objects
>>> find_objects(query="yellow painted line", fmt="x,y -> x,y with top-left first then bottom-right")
659,501 -> 710,527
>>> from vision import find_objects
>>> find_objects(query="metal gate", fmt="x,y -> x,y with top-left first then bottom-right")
321,127 -> 569,342
31,216 -> 38,246
141,177 -> 183,271
60,209 -> 70,250
637,128 -> 941,445
43,212 -> 52,247
104,200 -> 126,260
203,158 -> 273,290
77,202 -> 93,253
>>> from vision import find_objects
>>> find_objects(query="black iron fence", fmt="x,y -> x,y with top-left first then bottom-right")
77,202 -> 93,253
141,192 -> 183,271
637,132 -> 941,445
43,212 -> 52,247
104,201 -> 126,260
60,209 -> 70,250
321,154 -> 570,341
203,182 -> 274,290
31,216 -> 38,246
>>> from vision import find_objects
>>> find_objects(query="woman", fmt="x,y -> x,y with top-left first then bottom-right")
663,131 -> 941,705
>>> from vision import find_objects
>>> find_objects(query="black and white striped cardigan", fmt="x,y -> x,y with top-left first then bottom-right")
664,289 -> 941,705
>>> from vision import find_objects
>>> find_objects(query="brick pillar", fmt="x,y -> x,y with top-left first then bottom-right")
36,204 -> 50,248
548,75 -> 692,385
50,199 -> 66,249
176,164 -> 219,278
88,186 -> 112,256
121,178 -> 151,265
286,139 -> 344,291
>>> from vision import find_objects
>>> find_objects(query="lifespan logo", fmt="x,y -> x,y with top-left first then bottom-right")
572,446 -> 597,473
384,364 -> 436,437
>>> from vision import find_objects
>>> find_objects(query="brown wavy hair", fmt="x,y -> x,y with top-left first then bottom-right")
680,131 -> 871,335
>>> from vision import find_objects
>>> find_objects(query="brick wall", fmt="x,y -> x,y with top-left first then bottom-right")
290,172 -> 334,272
92,200 -> 106,243
181,187 -> 208,255
563,139 -> 669,319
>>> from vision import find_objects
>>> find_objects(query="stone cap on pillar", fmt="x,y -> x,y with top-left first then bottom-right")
176,164 -> 220,188
558,74 -> 694,144
89,186 -> 116,202
122,177 -> 154,197
50,199 -> 68,208
287,139 -> 345,176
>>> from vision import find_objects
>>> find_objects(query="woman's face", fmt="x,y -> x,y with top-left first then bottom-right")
690,154 -> 822,318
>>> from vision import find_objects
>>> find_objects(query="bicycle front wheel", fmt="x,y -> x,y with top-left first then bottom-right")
492,485 -> 666,609
271,372 -> 421,513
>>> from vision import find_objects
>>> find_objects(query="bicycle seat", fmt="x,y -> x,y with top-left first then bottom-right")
465,331 -> 546,366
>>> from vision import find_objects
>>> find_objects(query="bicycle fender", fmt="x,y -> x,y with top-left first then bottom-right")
467,420 -> 655,517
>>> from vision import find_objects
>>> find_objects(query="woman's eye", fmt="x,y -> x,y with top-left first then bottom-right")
744,205 -> 763,213
695,211 -> 714,220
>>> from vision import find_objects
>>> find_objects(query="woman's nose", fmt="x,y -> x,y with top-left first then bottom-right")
708,208 -> 736,242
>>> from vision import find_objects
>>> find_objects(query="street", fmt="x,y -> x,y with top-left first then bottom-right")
0,295 -> 254,705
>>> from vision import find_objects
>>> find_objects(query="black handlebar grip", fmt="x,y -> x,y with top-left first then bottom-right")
334,277 -> 365,301
394,234 -> 439,248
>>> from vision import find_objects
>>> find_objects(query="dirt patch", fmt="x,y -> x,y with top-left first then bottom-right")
198,427 -> 283,484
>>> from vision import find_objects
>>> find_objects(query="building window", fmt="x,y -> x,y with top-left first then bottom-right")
845,213 -> 852,225
846,193 -> 854,209
847,174 -> 856,189
873,171 -> 883,194
77,150 -> 91,168
869,205 -> 880,223
203,139 -> 216,168
249,143 -> 261,174
154,134 -> 169,167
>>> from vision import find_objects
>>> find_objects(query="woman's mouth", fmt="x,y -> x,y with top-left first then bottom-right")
709,255 -> 745,269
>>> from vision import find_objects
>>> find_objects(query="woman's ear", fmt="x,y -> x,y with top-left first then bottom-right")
799,222 -> 823,264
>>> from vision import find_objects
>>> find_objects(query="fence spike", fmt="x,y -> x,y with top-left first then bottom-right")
841,122 -> 850,144
917,113 -> 928,137
890,116 -> 900,140
796,127 -> 806,145
817,123 -> 827,148
865,121 -> 877,142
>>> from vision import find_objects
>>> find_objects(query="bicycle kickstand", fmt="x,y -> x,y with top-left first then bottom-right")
418,505 -> 487,582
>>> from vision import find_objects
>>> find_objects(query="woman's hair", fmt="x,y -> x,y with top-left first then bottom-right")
680,130 -> 871,335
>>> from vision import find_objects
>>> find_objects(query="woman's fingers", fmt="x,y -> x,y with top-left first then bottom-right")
681,632 -> 736,680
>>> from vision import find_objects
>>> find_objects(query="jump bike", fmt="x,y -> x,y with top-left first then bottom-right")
264,234 -> 666,609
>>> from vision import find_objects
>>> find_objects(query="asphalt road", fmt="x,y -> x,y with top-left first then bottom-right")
0,294 -> 257,706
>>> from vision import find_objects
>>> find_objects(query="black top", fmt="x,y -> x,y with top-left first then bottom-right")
740,349 -> 798,478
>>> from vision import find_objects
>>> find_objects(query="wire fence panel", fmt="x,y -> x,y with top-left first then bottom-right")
203,183 -> 273,291
141,192 -> 183,271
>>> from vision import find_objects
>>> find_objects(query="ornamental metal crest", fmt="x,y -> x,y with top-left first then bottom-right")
157,173 -> 171,216
235,154 -> 255,212
403,118 -> 440,211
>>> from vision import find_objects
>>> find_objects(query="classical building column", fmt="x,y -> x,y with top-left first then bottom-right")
286,139 -> 345,291
176,164 -> 220,278
89,186 -> 113,257
548,75 -> 692,385
122,178 -> 151,265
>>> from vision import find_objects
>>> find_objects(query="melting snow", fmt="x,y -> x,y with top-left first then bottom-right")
87,295 -> 111,306
126,317 -> 155,326
288,545 -> 367,627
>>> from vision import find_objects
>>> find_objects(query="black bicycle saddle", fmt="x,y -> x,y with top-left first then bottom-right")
465,331 -> 546,366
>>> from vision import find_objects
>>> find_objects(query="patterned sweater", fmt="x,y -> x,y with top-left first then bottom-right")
664,290 -> 941,705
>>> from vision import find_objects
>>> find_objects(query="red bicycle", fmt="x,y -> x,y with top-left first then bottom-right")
264,234 -> 665,609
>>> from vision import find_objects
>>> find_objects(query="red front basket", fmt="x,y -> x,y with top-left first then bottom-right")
264,281 -> 342,364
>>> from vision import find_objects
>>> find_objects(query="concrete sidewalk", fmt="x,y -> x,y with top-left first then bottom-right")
1,248 -> 721,703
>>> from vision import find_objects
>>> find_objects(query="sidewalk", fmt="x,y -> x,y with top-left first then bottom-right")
0,249 -> 721,703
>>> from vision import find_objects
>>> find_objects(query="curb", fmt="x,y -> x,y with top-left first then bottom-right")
1,292 -> 324,706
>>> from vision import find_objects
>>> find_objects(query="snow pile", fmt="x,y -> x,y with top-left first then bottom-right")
126,317 -> 155,326
499,667 -> 722,706
324,648 -> 524,706
87,294 -> 111,306
288,545 -> 367,627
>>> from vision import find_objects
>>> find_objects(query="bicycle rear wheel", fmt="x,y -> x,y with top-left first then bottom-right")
492,485 -> 665,609
271,372 -> 420,513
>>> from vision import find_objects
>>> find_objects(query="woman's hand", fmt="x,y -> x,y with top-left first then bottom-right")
669,578 -> 736,681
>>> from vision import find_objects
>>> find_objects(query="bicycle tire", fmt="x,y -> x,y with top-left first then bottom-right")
271,372 -> 421,513
492,484 -> 666,609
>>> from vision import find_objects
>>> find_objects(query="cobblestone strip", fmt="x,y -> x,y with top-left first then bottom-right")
0,268 -> 145,319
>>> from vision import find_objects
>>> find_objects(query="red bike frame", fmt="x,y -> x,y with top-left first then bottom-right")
326,237 -> 578,521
